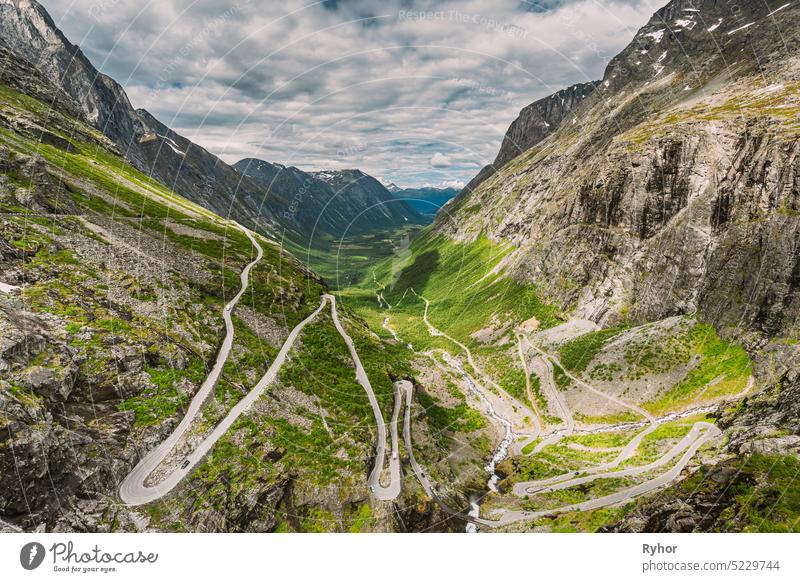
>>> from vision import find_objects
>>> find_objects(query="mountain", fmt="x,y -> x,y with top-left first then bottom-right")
382,181 -> 402,193
233,160 -> 426,242
439,0 -> 800,338
0,0 -> 149,154
311,168 -> 426,227
0,0 -> 284,234
462,81 -> 597,195
390,0 -> 800,531
392,186 -> 459,217
3,0 -> 800,535
0,0 -> 429,248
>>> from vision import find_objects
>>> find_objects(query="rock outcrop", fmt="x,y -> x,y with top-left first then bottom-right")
462,81 -> 597,194
437,0 -> 800,341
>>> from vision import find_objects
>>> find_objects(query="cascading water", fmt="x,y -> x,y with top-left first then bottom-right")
442,353 -> 515,532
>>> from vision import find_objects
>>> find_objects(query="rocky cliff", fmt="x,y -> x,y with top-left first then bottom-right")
462,81 -> 597,195
431,0 -> 800,532
0,0 -> 286,235
438,0 -> 800,342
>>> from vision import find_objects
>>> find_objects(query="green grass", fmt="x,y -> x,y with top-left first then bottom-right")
559,327 -> 627,373
551,362 -> 572,390
347,503 -> 373,533
334,232 -> 565,464
120,360 -> 207,426
416,387 -> 487,435
285,224 -> 426,288
379,233 -> 560,339
646,324 -> 751,413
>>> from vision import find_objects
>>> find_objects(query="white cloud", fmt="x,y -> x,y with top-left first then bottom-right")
42,0 -> 665,187
430,152 -> 452,168
440,179 -> 465,189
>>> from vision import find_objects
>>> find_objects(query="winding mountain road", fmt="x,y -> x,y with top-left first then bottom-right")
487,422 -> 721,527
329,295 -> 400,501
390,293 -> 727,529
120,227 -> 267,505
120,282 -> 403,505
414,290 -> 541,439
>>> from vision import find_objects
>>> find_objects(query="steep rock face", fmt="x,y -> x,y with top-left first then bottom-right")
428,0 -> 800,532
462,81 -> 597,194
435,0 -> 800,341
0,37 -> 79,121
0,0 -> 149,153
0,288 -> 143,530
496,81 -> 598,168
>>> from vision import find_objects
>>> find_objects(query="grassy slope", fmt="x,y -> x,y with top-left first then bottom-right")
556,320 -> 752,414
340,231 -> 560,351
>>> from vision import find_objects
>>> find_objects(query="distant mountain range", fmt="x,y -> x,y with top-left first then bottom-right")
232,160 -> 427,242
389,186 -> 459,217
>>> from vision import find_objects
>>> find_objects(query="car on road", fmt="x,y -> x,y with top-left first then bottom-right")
181,459 -> 190,470
369,485 -> 375,493
392,451 -> 398,460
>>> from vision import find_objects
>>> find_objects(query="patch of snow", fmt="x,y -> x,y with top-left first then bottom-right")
768,3 -> 791,17
683,7 -> 700,11
674,19 -> 697,30
756,83 -> 785,95
707,18 -> 723,32
727,22 -> 754,35
653,50 -> 668,76
0,282 -> 21,294
643,29 -> 665,42
158,135 -> 185,157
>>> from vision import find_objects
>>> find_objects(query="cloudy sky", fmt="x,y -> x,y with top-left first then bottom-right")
43,0 -> 663,188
